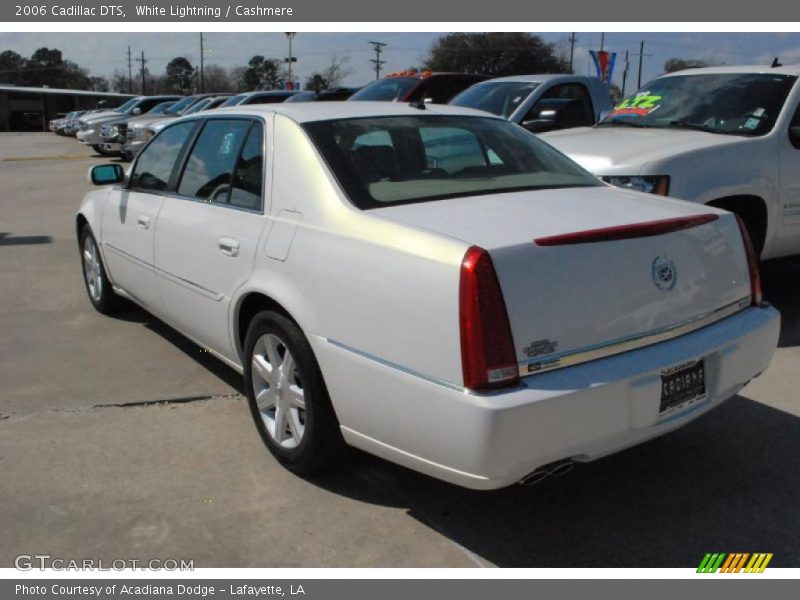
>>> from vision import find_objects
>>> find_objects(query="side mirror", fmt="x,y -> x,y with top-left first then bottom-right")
132,107 -> 142,115
522,113 -> 559,133
88,164 -> 125,186
789,125 -> 800,149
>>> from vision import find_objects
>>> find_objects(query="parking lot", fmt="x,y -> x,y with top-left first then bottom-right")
1,132 -> 799,568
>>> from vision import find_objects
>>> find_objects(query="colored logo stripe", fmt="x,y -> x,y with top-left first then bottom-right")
698,553 -> 773,573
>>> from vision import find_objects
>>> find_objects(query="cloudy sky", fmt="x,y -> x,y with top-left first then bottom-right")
2,31 -> 800,92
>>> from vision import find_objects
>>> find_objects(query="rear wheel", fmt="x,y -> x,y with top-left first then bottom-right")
243,311 -> 346,474
79,224 -> 121,315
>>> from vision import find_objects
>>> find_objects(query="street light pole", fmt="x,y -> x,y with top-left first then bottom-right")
285,32 -> 296,88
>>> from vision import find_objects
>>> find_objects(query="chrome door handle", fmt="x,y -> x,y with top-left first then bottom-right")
137,215 -> 150,230
218,237 -> 240,257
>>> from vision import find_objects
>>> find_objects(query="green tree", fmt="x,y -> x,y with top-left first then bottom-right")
0,50 -> 27,86
423,33 -> 569,77
165,56 -> 195,93
304,73 -> 328,92
243,55 -> 280,90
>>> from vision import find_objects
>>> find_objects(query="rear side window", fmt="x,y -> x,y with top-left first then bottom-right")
129,121 -> 196,191
177,120 -> 251,202
229,122 -> 265,210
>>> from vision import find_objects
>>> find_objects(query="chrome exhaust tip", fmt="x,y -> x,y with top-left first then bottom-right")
519,458 -> 575,486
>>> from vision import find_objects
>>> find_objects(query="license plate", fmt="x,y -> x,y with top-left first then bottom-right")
660,359 -> 706,414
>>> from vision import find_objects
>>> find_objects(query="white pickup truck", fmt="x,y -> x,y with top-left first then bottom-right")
542,65 -> 800,259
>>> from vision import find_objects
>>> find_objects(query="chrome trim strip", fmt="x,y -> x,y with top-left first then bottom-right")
519,297 -> 751,377
326,339 -> 467,393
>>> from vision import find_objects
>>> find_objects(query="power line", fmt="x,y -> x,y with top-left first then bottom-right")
369,41 -> 387,80
135,50 -> 147,95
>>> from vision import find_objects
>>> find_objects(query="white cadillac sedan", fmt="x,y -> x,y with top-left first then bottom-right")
76,102 -> 780,490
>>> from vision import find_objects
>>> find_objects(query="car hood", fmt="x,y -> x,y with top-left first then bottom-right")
541,126 -> 748,173
126,114 -> 171,128
83,113 -> 130,127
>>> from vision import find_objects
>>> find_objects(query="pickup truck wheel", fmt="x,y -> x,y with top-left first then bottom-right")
79,224 -> 121,315
243,311 -> 346,474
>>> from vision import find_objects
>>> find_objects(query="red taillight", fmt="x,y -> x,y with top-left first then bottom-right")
735,216 -> 763,306
459,246 -> 519,391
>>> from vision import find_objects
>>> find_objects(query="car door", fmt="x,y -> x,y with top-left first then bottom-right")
100,120 -> 197,311
153,117 -> 268,362
517,82 -> 596,130
777,101 -> 800,253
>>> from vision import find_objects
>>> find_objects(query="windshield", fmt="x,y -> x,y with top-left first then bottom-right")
348,78 -> 419,102
165,96 -> 199,115
149,101 -> 176,115
601,73 -> 797,136
304,115 -> 600,209
114,98 -> 140,113
450,81 -> 539,117
183,99 -> 213,114
219,94 -> 246,107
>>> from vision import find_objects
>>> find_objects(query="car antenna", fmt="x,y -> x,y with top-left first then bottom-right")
409,98 -> 426,110
772,57 -> 782,68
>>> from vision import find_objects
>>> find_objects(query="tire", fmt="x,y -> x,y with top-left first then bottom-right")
91,144 -> 107,155
243,310 -> 346,474
79,224 -> 121,315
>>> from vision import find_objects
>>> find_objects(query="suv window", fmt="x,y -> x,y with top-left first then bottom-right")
177,119 -> 252,202
136,98 -> 174,114
129,121 -> 196,191
524,83 -> 595,128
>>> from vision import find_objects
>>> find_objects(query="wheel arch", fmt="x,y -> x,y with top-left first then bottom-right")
234,291 -> 301,358
705,194 -> 769,256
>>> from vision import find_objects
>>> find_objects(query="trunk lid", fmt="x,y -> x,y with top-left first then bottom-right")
376,186 -> 751,369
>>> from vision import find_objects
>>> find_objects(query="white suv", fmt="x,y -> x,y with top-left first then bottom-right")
542,65 -> 800,259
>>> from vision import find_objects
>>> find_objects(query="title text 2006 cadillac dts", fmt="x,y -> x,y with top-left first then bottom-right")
76,102 -> 779,489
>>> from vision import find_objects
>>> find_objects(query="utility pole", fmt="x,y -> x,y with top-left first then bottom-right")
284,32 -> 297,89
600,33 -> 605,52
136,51 -> 147,95
632,40 -> 652,89
126,46 -> 133,94
621,50 -> 629,97
199,33 -> 205,93
568,33 -> 577,73
369,41 -> 387,80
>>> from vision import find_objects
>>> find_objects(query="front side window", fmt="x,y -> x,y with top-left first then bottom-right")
129,121 -> 196,191
524,83 -> 595,129
601,73 -> 797,136
305,115 -> 600,209
177,119 -> 252,202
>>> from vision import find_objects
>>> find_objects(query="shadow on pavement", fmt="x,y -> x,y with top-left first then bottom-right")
307,396 -> 800,567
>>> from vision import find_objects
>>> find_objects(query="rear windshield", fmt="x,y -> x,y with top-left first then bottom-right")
450,81 -> 540,117
349,78 -> 419,102
304,115 -> 600,209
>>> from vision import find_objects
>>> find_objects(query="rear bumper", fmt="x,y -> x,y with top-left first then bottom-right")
312,304 -> 780,490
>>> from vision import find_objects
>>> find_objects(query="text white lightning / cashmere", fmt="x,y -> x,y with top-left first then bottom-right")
76,102 -> 779,489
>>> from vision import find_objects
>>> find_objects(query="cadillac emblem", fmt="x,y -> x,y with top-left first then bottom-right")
652,256 -> 677,290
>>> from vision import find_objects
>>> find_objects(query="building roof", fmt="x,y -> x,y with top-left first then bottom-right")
0,85 -> 134,98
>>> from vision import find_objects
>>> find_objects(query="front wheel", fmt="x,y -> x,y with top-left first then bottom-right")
79,224 -> 121,315
243,311 -> 346,474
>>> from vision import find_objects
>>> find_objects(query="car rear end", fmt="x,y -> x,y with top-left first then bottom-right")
300,110 -> 780,489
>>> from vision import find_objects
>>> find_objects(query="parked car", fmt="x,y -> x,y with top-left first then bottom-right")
122,96 -> 232,159
218,90 -> 299,107
77,102 -> 778,490
542,65 -> 800,259
76,95 -> 183,155
50,110 -> 85,134
99,101 -> 176,156
119,93 -> 235,159
284,87 -> 361,102
348,71 -> 490,104
450,74 -> 612,132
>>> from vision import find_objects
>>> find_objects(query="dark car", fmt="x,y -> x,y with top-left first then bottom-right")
284,87 -> 361,102
348,71 -> 489,104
